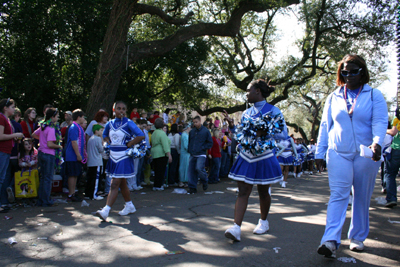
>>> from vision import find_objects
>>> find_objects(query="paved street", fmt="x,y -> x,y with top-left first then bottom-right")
1,172 -> 399,266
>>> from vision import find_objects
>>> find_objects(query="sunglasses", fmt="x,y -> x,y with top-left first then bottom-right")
341,68 -> 362,77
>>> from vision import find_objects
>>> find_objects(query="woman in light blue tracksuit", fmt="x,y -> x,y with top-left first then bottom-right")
315,55 -> 387,258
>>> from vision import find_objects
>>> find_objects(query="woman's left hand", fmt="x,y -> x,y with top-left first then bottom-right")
369,143 -> 382,162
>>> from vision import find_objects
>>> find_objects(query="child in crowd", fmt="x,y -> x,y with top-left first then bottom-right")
208,128 -> 222,184
18,138 -> 38,170
32,108 -> 63,207
85,124 -> 105,200
130,107 -> 140,120
65,109 -> 86,202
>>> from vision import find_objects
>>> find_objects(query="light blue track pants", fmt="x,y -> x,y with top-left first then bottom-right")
321,149 -> 380,247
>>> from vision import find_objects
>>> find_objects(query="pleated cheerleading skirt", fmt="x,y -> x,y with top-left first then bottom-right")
228,150 -> 283,185
106,149 -> 135,179
278,151 -> 294,166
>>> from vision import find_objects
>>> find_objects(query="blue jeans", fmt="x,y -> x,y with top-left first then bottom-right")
384,149 -> 400,203
38,152 -> 55,206
0,159 -> 18,205
188,156 -> 207,189
220,151 -> 231,177
0,152 -> 11,206
208,157 -> 221,183
136,156 -> 145,186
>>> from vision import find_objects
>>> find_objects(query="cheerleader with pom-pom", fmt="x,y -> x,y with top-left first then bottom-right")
293,138 -> 308,178
276,136 -> 298,187
95,101 -> 144,222
223,79 -> 288,242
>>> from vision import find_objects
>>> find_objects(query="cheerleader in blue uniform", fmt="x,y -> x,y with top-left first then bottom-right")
223,79 -> 288,242
95,101 -> 144,221
276,136 -> 297,188
293,138 -> 308,178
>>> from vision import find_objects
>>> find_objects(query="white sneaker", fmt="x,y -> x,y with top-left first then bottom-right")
140,182 -> 147,186
225,225 -> 241,241
317,241 -> 336,258
281,181 -> 287,188
6,187 -> 15,203
152,187 -> 164,191
118,204 -> 136,216
95,208 -> 109,221
253,219 -> 269,234
93,196 -> 104,200
62,188 -> 69,194
349,239 -> 364,251
293,172 -> 297,178
309,171 -> 313,175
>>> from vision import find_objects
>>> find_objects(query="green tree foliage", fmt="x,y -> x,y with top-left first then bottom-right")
0,0 -> 111,113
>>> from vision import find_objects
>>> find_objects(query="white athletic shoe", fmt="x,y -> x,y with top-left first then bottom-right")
349,239 -> 364,251
253,219 -> 269,234
293,172 -> 297,178
93,196 -> 104,200
317,241 -> 336,258
118,204 -> 136,216
225,225 -> 241,241
281,181 -> 287,188
62,188 -> 69,194
95,208 -> 109,221
152,187 -> 164,191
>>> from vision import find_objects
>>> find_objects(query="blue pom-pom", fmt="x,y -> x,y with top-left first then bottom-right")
234,111 -> 285,156
125,140 -> 148,158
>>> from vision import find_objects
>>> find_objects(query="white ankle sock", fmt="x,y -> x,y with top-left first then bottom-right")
125,201 -> 134,207
104,205 -> 111,212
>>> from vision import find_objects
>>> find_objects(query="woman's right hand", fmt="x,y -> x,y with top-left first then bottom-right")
15,133 -> 24,139
168,155 -> 173,163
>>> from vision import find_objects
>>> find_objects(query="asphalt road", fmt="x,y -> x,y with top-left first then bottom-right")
1,171 -> 399,266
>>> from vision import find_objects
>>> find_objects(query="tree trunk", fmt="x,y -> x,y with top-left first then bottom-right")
86,0 -> 138,119
85,0 -> 300,119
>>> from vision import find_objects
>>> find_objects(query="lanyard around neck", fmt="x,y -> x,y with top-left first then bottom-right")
343,85 -> 363,115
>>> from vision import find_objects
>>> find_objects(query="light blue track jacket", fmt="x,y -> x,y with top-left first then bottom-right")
315,84 -> 388,159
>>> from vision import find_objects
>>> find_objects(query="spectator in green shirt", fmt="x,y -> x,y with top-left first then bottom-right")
151,118 -> 172,191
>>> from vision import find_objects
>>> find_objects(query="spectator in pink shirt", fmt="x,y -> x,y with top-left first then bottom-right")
33,108 -> 62,207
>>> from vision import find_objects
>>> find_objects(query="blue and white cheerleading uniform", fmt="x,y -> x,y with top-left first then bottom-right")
277,136 -> 295,165
307,144 -> 316,161
293,145 -> 305,166
228,101 -> 288,185
103,117 -> 144,179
